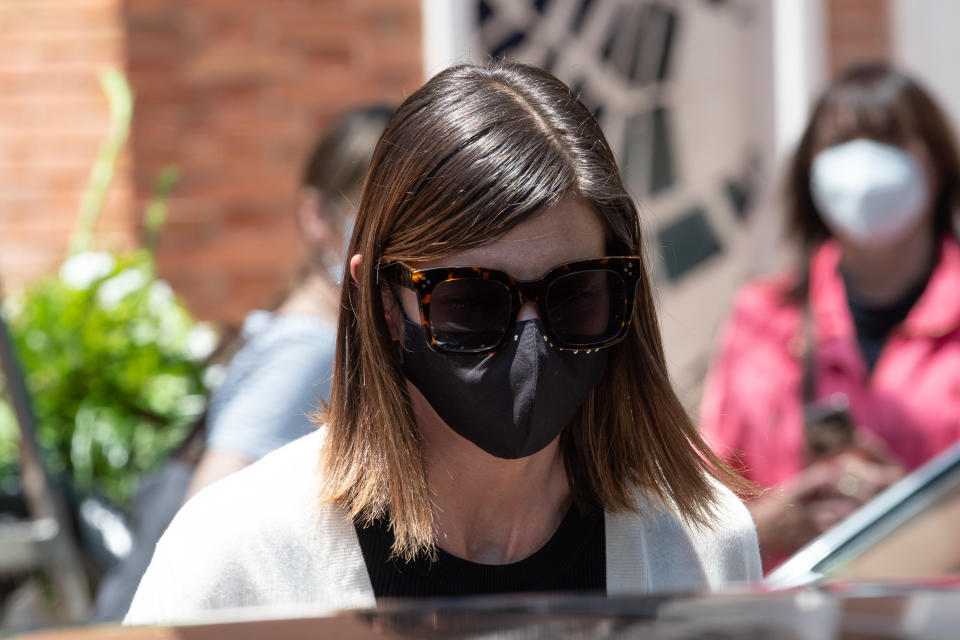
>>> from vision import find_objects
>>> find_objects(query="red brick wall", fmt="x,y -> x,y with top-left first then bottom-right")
827,0 -> 890,77
127,0 -> 423,324
0,0 -> 134,292
1,0 -> 422,326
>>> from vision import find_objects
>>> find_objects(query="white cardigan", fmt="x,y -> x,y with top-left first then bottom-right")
125,430 -> 761,626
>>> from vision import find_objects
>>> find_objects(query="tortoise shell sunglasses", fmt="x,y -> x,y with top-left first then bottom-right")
378,257 -> 643,355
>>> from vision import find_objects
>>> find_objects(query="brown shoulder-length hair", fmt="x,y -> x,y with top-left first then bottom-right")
785,63 -> 960,294
318,61 -> 750,560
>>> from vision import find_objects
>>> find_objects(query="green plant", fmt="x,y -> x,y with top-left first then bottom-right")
1,251 -> 212,507
0,69 -> 212,508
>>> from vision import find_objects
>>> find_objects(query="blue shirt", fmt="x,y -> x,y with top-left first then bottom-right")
206,310 -> 336,461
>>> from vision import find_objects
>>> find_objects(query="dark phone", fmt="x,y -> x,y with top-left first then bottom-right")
804,403 -> 855,462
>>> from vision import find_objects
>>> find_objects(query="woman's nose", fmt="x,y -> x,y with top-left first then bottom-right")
517,301 -> 540,322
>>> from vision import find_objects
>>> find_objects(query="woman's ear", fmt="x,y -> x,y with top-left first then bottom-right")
351,253 -> 401,340
349,253 -> 363,284
297,187 -> 329,244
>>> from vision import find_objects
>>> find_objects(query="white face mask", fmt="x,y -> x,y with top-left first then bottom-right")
810,139 -> 930,248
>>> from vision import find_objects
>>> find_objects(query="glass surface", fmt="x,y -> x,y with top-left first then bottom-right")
546,270 -> 621,344
27,589 -> 960,639
429,278 -> 512,351
769,443 -> 960,590
822,475 -> 960,583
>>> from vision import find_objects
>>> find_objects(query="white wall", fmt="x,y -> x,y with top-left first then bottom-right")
421,0 -> 475,79
891,0 -> 960,134
660,0 -> 827,406
748,0 -> 826,277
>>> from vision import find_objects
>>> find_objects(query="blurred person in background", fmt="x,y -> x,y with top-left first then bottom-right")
93,105 -> 391,621
700,63 -> 960,569
124,62 -> 759,626
183,105 -> 393,500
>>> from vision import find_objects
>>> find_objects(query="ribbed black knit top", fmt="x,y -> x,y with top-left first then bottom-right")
354,506 -> 605,598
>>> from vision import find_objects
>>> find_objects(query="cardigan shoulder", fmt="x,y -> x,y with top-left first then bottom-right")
605,477 -> 761,595
124,430 -> 374,626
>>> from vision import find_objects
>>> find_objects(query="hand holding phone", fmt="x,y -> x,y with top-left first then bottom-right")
803,401 -> 855,463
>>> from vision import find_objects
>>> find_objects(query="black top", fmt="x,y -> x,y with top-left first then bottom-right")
354,506 -> 606,598
843,268 -> 931,373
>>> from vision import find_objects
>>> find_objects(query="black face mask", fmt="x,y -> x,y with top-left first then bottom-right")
399,316 -> 609,459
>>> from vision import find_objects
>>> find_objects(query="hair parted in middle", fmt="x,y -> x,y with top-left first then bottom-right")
318,61 -> 751,560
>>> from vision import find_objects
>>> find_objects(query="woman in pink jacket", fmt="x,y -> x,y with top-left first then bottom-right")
701,63 -> 960,569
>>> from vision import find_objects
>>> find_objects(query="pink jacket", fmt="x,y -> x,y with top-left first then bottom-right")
701,237 -> 960,489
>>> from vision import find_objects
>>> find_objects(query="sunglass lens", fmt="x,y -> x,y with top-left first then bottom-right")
546,270 -> 625,346
429,278 -> 512,352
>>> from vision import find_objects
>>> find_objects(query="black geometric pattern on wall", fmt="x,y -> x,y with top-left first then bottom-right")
657,207 -> 722,282
600,2 -> 677,85
622,106 -> 675,197
724,153 -> 761,221
475,0 -> 752,282
476,0 -> 680,198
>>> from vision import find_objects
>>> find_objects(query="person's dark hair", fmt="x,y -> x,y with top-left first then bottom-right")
786,63 -> 960,258
301,105 -> 396,221
265,104 -> 393,311
318,61 -> 751,560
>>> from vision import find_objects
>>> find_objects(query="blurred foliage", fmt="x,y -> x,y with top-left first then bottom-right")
0,69 -> 212,509
0,252 -> 212,507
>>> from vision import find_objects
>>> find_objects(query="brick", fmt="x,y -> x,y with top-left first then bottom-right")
260,15 -> 358,47
127,29 -> 184,65
0,98 -> 109,132
124,0 -> 178,26
0,131 -> 104,166
124,76 -> 191,106
152,217 -> 223,253
0,248 -> 68,289
3,42 -> 122,71
185,45 -> 300,85
168,231 -> 301,269
0,1 -> 120,35
827,0 -> 889,76
0,70 -> 103,96
221,204 -> 299,231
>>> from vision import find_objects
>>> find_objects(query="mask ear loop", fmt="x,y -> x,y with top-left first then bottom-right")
386,284 -> 414,362
376,265 -> 411,362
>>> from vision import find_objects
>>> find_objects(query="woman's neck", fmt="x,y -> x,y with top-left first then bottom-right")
837,224 -> 936,308
276,270 -> 340,322
408,382 -> 572,565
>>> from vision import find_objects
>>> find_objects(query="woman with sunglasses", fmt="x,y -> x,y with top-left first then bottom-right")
125,62 -> 759,625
